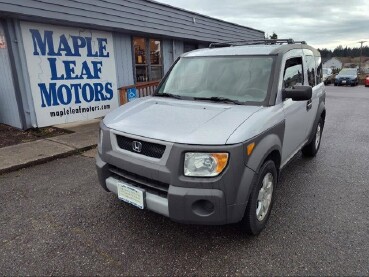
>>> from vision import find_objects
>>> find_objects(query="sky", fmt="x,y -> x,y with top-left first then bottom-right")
155,0 -> 369,50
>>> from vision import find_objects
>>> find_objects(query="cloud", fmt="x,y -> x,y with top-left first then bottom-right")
154,0 -> 369,50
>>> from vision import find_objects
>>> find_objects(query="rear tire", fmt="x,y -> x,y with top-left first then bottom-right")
302,118 -> 323,157
241,160 -> 277,236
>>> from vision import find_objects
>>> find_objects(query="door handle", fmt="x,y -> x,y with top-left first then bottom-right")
306,99 -> 312,111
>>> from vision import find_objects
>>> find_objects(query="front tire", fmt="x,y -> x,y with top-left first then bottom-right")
241,160 -> 277,236
302,118 -> 323,157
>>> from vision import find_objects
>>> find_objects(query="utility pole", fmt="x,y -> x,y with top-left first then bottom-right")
358,41 -> 367,73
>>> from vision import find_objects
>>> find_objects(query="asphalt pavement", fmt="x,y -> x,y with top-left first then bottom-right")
1,86 -> 369,276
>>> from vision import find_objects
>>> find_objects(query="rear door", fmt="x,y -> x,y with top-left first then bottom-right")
303,50 -> 323,137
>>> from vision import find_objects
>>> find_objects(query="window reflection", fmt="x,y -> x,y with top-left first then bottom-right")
284,57 -> 304,88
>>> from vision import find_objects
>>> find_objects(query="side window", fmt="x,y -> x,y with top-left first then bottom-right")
283,57 -> 303,88
306,55 -> 316,87
315,56 -> 323,84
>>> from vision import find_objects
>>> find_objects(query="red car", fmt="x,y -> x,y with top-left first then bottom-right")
366,75 -> 369,87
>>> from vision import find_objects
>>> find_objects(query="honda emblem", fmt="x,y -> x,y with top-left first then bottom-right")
132,141 -> 142,153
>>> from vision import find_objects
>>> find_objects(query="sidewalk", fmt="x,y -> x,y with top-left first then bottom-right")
0,119 -> 100,175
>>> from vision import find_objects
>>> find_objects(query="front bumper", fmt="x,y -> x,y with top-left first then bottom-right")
96,124 -> 256,225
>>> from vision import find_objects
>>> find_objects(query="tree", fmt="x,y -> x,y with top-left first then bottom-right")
317,45 -> 369,59
269,32 -> 278,39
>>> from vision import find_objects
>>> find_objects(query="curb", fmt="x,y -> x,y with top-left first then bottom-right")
0,144 -> 96,175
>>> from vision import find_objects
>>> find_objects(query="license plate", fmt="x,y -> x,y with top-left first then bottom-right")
118,182 -> 145,209
342,80 -> 346,84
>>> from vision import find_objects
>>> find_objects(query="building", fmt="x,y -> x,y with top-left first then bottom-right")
323,57 -> 342,70
343,63 -> 359,69
0,0 -> 264,129
362,59 -> 369,74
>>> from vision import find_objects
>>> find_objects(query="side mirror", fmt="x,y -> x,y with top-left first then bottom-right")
282,85 -> 312,101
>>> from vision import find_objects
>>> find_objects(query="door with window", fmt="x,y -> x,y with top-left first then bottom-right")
281,50 -> 311,162
304,49 -> 323,138
133,37 -> 163,83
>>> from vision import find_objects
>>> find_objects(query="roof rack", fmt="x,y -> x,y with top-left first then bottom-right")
209,39 -> 307,48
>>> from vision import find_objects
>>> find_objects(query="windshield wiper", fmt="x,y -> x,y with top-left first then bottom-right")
194,96 -> 244,105
153,93 -> 182,99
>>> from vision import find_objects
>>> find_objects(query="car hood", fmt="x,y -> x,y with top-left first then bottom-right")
104,97 -> 263,145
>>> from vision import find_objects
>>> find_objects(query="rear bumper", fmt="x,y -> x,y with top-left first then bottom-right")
335,79 -> 356,85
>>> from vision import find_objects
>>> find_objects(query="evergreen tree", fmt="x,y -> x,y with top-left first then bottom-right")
269,32 -> 278,39
318,45 -> 369,58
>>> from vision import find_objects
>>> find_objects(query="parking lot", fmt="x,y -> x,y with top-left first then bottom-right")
1,85 -> 369,276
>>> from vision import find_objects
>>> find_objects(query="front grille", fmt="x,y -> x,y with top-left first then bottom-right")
109,165 -> 169,197
116,135 -> 166,159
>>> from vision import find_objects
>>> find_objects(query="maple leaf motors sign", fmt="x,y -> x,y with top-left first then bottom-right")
21,22 -> 118,127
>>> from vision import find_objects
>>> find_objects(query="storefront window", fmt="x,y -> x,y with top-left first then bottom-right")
133,37 -> 163,83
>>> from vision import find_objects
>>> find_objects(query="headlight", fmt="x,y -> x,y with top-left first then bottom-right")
184,153 -> 229,177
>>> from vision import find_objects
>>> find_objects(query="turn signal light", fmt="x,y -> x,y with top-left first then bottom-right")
247,142 -> 256,156
212,153 -> 229,174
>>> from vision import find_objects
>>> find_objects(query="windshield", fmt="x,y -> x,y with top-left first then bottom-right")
157,56 -> 274,104
323,68 -> 328,74
339,68 -> 357,75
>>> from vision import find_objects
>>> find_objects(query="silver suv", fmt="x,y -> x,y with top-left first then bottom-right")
96,39 -> 326,235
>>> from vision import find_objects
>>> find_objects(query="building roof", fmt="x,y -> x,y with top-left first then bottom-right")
324,57 -> 342,62
323,57 -> 343,66
0,0 -> 264,43
149,0 -> 263,34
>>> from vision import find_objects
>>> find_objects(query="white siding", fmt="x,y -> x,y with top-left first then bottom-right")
173,40 -> 184,60
113,32 -> 134,88
162,39 -> 173,74
0,22 -> 22,128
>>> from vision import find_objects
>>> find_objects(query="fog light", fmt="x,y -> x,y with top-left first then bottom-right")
192,199 -> 215,216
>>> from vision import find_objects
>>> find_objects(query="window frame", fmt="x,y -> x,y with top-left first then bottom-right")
132,36 -> 163,83
283,56 -> 304,89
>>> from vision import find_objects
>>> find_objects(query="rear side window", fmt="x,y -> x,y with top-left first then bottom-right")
315,56 -> 323,84
306,55 -> 316,87
283,57 -> 303,88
